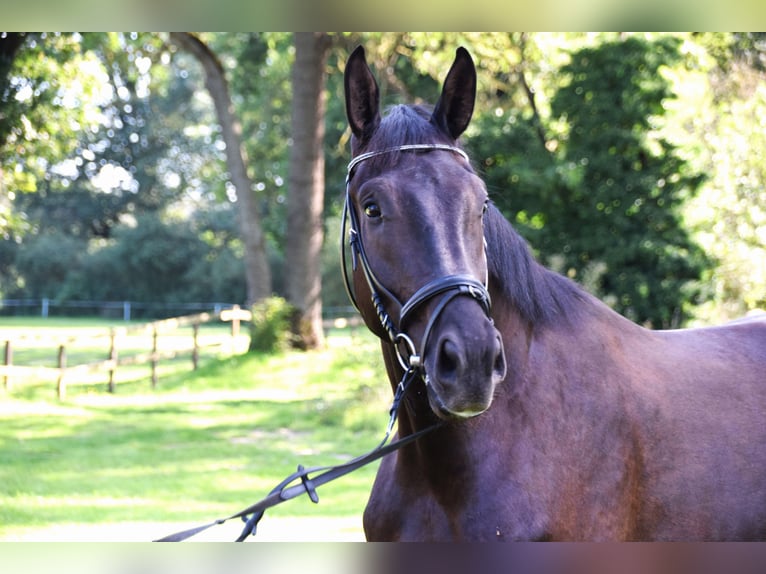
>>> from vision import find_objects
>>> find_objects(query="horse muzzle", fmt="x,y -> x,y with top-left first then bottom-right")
423,307 -> 507,420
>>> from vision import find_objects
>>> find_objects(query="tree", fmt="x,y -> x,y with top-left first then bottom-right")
1,33 -> 96,242
476,35 -> 708,328
221,33 -> 292,295
52,211 -> 246,310
677,33 -> 766,321
169,32 -> 272,305
0,32 -> 27,243
285,32 -> 331,349
13,33 -> 210,241
0,33 -> 26,145
546,36 -> 707,327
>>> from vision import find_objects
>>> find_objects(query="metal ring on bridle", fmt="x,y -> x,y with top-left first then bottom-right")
394,333 -> 421,371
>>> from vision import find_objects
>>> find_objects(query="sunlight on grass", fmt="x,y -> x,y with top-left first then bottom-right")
0,321 -> 391,541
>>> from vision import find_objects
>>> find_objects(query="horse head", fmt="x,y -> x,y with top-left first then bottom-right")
343,46 -> 506,421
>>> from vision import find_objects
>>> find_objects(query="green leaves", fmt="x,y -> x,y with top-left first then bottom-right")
477,35 -> 707,328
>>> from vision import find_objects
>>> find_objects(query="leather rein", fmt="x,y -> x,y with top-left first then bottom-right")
155,366 -> 438,542
155,144 -> 489,542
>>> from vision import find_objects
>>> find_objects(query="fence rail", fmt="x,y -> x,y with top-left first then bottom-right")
1,307 -> 251,399
0,298 -> 236,321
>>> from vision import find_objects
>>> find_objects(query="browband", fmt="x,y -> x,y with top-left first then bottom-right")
346,144 -> 469,178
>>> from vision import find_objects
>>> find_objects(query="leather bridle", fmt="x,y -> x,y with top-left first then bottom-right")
341,143 -> 493,375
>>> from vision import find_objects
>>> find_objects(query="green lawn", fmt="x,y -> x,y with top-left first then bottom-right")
0,318 -> 389,541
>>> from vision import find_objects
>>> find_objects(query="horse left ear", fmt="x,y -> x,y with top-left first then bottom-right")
344,45 -> 381,146
431,47 -> 476,140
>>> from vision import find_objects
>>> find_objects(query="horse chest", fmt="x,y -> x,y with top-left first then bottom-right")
363,445 -> 558,541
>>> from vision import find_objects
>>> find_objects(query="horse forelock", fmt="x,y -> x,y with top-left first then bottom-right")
352,104 -> 465,173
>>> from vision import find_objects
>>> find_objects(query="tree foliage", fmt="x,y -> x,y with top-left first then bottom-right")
1,33 -> 102,239
5,209 -> 246,308
674,33 -> 766,321
548,36 -> 707,327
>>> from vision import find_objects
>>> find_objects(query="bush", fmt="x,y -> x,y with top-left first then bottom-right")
8,231 -> 87,299
248,296 -> 295,352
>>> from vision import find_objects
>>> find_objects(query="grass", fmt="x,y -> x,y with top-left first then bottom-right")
0,317 -> 390,541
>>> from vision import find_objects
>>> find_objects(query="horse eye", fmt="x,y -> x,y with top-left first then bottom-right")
364,203 -> 382,219
482,199 -> 489,215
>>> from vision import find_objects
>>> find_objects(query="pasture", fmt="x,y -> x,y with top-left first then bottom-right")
0,317 -> 388,541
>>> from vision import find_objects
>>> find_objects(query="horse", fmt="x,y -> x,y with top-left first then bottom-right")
342,45 -> 766,541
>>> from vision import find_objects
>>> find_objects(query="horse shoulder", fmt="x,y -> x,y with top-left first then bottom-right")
502,310 -> 653,538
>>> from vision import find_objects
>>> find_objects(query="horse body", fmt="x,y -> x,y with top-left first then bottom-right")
344,45 -> 766,541
366,281 -> 766,541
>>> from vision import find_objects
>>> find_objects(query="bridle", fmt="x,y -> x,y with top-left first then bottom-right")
155,144 -> 493,543
341,143 -> 493,376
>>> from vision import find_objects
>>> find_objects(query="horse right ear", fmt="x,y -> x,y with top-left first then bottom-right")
431,47 -> 476,140
344,46 -> 381,146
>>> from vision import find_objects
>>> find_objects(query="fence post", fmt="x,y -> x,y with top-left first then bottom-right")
230,304 -> 241,339
151,327 -> 158,388
192,322 -> 199,370
123,301 -> 131,322
57,344 -> 66,400
108,328 -> 117,393
3,340 -> 11,391
42,298 -> 49,318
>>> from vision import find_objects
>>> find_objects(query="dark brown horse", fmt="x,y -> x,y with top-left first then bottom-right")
342,45 -> 766,541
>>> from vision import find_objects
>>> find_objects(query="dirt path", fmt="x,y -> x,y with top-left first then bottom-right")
1,516 -> 365,542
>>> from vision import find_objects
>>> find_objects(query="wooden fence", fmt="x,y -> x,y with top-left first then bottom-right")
1,306 -> 252,399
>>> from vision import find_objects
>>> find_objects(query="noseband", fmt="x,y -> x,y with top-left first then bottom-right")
341,144 -> 493,373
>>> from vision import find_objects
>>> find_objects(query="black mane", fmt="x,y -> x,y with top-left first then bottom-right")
484,204 -> 586,326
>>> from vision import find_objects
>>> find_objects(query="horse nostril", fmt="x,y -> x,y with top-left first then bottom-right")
437,338 -> 462,379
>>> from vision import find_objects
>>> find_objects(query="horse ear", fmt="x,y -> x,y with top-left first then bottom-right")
344,45 -> 381,144
431,47 -> 476,140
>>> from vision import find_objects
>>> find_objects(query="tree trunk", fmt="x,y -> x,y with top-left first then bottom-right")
1,33 -> 25,147
0,32 -> 24,91
169,33 -> 271,305
285,33 -> 331,349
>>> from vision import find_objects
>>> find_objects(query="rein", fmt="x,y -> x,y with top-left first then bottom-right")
155,366 -> 443,542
